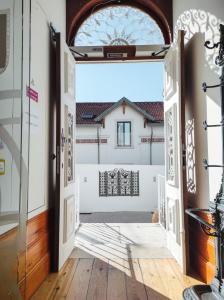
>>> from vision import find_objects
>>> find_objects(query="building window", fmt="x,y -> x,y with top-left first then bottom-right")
117,121 -> 131,147
74,5 -> 164,46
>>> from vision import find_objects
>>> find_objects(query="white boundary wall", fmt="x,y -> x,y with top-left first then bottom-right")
76,164 -> 164,213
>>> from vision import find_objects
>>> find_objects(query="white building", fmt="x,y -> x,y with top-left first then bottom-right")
76,97 -> 165,165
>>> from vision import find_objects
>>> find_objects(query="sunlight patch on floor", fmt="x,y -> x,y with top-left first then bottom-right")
71,223 -> 172,274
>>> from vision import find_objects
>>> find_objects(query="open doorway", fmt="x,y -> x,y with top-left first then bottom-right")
76,61 -> 165,223
53,3 -> 188,289
72,58 -> 172,265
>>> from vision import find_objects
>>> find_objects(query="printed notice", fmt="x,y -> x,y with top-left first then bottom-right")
25,84 -> 41,134
26,86 -> 39,102
0,159 -> 5,175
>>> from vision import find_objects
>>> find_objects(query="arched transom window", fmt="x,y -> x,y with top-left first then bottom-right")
74,5 -> 165,46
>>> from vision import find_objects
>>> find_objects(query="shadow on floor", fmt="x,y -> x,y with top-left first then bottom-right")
80,211 -> 153,223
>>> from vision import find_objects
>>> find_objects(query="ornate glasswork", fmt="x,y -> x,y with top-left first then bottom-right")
74,5 -> 164,46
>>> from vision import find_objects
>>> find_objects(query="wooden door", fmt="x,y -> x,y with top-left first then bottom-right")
164,30 -> 187,272
54,33 -> 76,271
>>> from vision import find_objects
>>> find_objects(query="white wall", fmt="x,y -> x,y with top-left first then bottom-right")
28,0 -> 66,218
0,0 -> 28,237
173,0 -> 224,208
77,164 -> 164,213
76,104 -> 165,165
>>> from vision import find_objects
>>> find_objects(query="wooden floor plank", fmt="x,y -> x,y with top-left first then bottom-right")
154,259 -> 184,300
139,259 -> 171,300
86,258 -> 108,300
66,259 -> 94,300
54,258 -> 79,299
107,260 -> 127,300
167,258 -> 203,288
125,259 -> 148,300
31,272 -> 59,300
31,258 -> 72,300
32,258 -> 204,300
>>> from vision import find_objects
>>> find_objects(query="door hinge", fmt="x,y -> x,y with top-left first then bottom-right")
182,144 -> 186,167
56,145 -> 60,174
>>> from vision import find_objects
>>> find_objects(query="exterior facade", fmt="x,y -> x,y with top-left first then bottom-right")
76,98 -> 165,165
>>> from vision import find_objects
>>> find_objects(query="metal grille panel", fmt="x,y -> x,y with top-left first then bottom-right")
99,169 -> 139,197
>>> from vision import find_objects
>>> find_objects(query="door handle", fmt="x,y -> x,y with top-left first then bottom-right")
51,153 -> 56,160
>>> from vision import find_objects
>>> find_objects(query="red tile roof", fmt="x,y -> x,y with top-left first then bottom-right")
76,101 -> 164,125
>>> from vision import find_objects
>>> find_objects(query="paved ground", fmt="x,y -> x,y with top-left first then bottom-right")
80,211 -> 153,223
72,223 -> 172,260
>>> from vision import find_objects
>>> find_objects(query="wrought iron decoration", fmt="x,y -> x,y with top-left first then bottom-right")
99,168 -> 139,197
184,24 -> 224,299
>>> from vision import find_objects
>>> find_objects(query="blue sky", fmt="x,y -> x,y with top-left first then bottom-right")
76,62 -> 164,102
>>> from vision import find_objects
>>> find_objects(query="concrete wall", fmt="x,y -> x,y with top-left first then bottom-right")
173,0 -> 224,208
28,0 -> 66,218
77,164 -> 165,213
76,104 -> 165,165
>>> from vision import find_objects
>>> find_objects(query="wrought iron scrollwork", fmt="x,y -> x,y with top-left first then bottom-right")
204,23 -> 224,66
99,168 -> 139,197
216,24 -> 224,67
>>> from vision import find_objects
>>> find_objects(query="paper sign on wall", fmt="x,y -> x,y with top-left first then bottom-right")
0,159 -> 5,175
26,86 -> 39,102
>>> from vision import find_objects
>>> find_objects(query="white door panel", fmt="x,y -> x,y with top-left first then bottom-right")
164,31 -> 186,272
55,33 -> 77,270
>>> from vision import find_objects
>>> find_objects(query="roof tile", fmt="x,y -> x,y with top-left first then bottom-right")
76,101 -> 164,125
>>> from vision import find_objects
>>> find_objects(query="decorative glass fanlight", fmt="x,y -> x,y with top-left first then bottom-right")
74,5 -> 164,46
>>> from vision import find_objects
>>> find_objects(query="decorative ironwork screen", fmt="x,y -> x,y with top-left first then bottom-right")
99,169 -> 139,197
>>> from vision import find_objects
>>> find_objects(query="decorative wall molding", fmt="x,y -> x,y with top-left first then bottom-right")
76,138 -> 107,144
141,137 -> 165,143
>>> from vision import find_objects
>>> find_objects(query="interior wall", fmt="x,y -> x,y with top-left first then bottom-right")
173,0 -> 224,282
173,0 -> 224,208
77,164 -> 164,213
0,0 -> 30,298
28,0 -> 66,219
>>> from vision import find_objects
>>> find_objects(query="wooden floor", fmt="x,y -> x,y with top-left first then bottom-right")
32,257 -> 203,300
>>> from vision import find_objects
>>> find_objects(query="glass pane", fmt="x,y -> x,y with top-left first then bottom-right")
74,5 -> 164,46
124,122 -> 131,146
117,122 -> 124,146
0,0 -> 27,298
